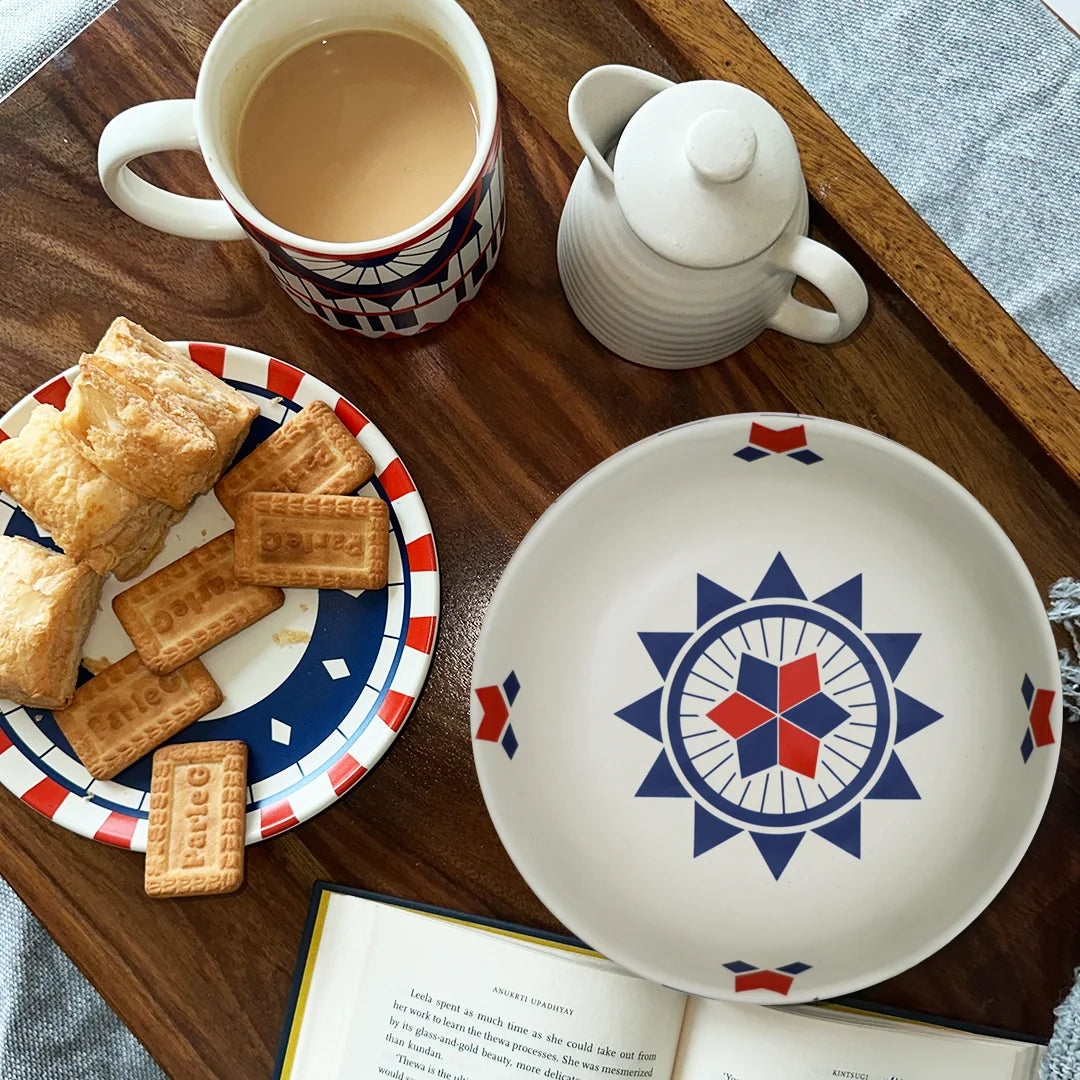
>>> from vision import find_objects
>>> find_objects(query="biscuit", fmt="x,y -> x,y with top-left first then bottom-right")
214,400 -> 374,517
112,531 -> 284,673
53,653 -> 222,780
96,318 -> 259,477
0,536 -> 103,709
62,352 -> 219,510
145,740 -> 247,898
233,493 -> 389,590
0,405 -> 176,579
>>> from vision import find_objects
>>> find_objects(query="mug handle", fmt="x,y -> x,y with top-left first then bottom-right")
98,99 -> 247,241
764,234 -> 868,344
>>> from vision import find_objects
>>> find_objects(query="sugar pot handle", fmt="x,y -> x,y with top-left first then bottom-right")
765,235 -> 868,344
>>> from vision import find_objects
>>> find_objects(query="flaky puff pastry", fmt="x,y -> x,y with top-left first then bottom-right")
0,536 -> 103,708
0,405 -> 176,579
62,353 -> 219,510
95,318 -> 259,478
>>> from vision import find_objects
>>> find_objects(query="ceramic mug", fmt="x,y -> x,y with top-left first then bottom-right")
98,0 -> 504,338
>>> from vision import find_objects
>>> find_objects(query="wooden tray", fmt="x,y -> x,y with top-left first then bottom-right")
0,1 -> 1077,1076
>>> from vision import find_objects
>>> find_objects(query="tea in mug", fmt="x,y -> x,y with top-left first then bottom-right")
237,30 -> 479,243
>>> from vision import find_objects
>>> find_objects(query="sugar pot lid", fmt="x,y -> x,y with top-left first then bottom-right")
613,80 -> 804,269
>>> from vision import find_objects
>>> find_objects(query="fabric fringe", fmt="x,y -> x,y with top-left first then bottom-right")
1044,967 -> 1080,1078
1048,577 -> 1080,724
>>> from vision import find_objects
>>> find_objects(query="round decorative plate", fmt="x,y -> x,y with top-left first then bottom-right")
471,414 -> 1060,1003
0,343 -> 439,851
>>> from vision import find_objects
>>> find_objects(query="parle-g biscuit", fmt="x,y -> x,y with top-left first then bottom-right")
144,740 -> 247,898
233,492 -> 389,590
112,530 -> 284,674
53,652 -> 222,780
214,400 -> 374,517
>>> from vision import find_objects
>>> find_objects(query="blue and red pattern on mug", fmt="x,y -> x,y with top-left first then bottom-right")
97,0 -> 504,338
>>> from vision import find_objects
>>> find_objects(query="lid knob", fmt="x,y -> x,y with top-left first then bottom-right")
684,109 -> 757,184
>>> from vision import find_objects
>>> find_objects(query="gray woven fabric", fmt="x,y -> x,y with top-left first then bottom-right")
0,877 -> 164,1078
726,0 -> 1080,389
0,0 -> 115,100
1045,968 -> 1080,1078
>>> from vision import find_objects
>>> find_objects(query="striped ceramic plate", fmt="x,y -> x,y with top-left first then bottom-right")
0,343 -> 439,850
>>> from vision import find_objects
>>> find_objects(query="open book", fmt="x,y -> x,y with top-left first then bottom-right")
276,884 -> 1044,1080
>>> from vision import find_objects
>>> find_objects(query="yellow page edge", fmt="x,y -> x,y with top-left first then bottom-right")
280,890 -> 333,1080
279,890 -> 602,1078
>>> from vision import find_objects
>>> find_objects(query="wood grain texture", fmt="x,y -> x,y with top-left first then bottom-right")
0,1 -> 1078,1077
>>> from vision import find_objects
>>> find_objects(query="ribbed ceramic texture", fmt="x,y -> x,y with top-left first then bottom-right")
558,166 -> 809,369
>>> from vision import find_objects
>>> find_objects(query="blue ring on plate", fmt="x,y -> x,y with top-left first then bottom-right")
665,602 -> 892,830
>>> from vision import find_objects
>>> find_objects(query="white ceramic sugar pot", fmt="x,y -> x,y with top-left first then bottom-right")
557,66 -> 868,368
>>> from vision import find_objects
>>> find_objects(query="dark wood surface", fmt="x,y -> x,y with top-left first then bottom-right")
1,1 -> 1079,1077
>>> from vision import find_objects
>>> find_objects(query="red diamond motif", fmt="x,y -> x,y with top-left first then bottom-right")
707,693 -> 774,739
779,654 -> 819,712
475,685 -> 509,741
778,719 -> 819,778
1030,688 -> 1055,747
749,423 -> 807,454
734,970 -> 796,995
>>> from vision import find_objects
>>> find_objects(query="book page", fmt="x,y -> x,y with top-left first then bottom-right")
672,998 -> 1036,1080
286,893 -> 687,1080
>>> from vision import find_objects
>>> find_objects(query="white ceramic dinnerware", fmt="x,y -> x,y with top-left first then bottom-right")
558,66 -> 868,368
97,0 -> 503,338
0,345 -> 439,851
471,414 -> 1060,1002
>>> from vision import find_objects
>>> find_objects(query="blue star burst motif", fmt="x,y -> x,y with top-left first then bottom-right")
616,553 -> 943,880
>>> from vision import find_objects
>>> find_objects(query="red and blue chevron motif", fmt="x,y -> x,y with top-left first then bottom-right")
723,960 -> 812,995
1020,675 -> 1055,762
474,672 -> 520,759
734,422 -> 822,465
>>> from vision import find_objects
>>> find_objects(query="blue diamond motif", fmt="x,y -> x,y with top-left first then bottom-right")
736,717 -> 778,776
503,671 -> 520,706
783,693 -> 849,738
1021,674 -> 1034,708
738,654 -> 778,712
1020,729 -> 1033,763
733,446 -> 769,462
777,961 -> 812,974
502,724 -> 518,760
723,960 -> 757,973
788,449 -> 822,465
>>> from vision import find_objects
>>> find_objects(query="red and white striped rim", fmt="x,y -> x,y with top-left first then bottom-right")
0,344 -> 440,850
